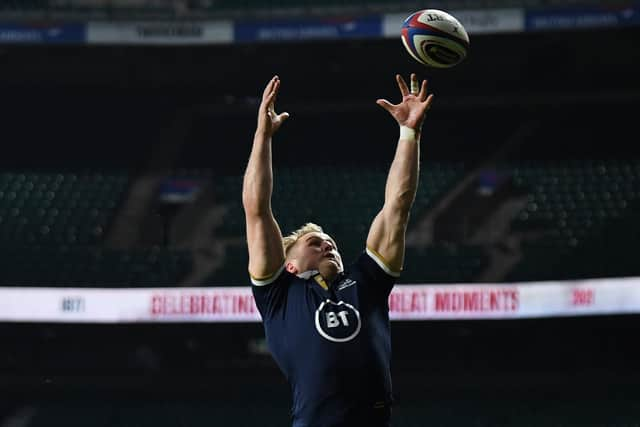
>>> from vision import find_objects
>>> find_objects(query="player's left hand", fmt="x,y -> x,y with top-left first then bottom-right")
376,74 -> 434,131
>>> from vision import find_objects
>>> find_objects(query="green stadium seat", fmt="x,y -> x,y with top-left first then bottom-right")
206,162 -> 473,284
0,245 -> 193,287
0,171 -> 129,248
0,170 -> 193,287
505,159 -> 640,281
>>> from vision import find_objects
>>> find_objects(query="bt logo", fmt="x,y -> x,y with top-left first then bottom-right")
315,300 -> 361,342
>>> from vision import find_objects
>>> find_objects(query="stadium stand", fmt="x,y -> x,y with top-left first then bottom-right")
0,245 -> 192,286
0,171 -> 128,247
0,90 -> 196,286
0,64 -> 638,288
203,162 -> 471,284
0,9 -> 640,427
499,104 -> 640,281
0,0 -> 631,20
506,160 -> 640,281
176,101 -> 518,285
0,169 -> 196,286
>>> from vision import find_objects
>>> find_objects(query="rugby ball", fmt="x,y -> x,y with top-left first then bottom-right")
401,9 -> 470,68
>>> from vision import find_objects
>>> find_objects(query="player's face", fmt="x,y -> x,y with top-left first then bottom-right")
294,232 -> 343,273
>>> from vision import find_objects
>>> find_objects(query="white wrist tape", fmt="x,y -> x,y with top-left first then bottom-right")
399,126 -> 416,141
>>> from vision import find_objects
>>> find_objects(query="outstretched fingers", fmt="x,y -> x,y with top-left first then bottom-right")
266,79 -> 281,113
396,74 -> 409,97
262,75 -> 282,113
423,93 -> 435,111
418,79 -> 428,101
376,99 -> 396,113
262,75 -> 278,101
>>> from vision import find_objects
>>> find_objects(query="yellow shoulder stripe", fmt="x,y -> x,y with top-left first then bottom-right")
365,246 -> 402,278
250,264 -> 286,287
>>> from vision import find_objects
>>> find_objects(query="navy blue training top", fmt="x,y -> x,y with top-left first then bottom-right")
251,248 -> 399,427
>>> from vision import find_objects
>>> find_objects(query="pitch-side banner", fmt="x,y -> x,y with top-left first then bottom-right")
0,23 -> 86,44
234,16 -> 382,42
382,8 -> 525,37
87,21 -> 233,44
526,5 -> 640,30
1,277 -> 640,323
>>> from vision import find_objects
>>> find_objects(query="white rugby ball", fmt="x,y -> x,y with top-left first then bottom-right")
401,9 -> 470,68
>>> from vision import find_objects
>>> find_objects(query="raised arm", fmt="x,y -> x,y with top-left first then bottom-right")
243,76 -> 290,281
366,74 -> 434,273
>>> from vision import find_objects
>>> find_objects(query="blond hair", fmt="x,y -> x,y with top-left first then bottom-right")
283,222 -> 324,257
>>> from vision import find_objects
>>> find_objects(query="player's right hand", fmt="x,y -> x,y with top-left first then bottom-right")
376,73 -> 434,132
257,75 -> 290,137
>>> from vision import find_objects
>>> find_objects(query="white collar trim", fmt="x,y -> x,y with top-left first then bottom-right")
296,270 -> 319,279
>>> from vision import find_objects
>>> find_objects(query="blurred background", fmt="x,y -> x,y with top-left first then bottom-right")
1,1 -> 640,426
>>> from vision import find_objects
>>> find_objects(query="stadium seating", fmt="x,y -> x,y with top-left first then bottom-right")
0,171 -> 195,286
2,0 -> 629,19
0,0 -> 47,11
206,161 -> 472,284
402,244 -> 488,284
0,171 -> 128,247
505,159 -> 640,281
2,155 -> 637,286
203,244 -> 248,286
0,245 -> 192,286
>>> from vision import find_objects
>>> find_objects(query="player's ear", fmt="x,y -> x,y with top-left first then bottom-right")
286,262 -> 298,274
